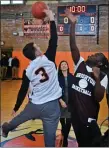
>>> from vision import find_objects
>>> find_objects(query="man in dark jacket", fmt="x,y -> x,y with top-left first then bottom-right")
12,57 -> 20,80
1,54 -> 8,80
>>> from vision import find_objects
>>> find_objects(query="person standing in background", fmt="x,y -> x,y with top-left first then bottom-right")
58,61 -> 74,147
1,54 -> 8,80
12,57 -> 20,80
7,55 -> 13,79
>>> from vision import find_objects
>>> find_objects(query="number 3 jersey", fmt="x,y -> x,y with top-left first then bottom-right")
26,55 -> 62,104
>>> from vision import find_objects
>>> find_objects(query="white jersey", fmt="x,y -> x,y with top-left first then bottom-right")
27,82 -> 33,100
8,57 -> 13,67
26,55 -> 62,104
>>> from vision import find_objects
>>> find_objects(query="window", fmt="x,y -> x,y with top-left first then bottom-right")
1,0 -> 24,5
59,0 -> 76,2
11,0 -> 24,4
1,0 -> 10,5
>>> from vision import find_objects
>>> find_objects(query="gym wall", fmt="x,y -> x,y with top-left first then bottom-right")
1,0 -> 108,78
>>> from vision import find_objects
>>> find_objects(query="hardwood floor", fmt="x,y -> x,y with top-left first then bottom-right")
1,80 -> 108,124
1,80 -> 108,146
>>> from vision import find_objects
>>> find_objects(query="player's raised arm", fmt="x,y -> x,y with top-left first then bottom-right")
44,9 -> 58,63
65,9 -> 80,65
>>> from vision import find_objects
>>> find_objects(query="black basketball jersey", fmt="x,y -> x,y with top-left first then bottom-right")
69,57 -> 108,124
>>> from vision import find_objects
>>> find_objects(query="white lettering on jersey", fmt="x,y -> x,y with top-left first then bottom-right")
73,56 -> 108,97
72,84 -> 91,96
76,73 -> 95,86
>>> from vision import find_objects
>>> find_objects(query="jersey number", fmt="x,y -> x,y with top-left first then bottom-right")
35,67 -> 49,83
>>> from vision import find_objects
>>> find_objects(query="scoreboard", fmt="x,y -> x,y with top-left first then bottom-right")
57,5 -> 97,35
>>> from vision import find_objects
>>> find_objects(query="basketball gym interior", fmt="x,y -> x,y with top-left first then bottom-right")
1,0 -> 108,147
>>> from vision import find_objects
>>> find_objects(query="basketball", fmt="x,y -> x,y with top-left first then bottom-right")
32,1 -> 47,19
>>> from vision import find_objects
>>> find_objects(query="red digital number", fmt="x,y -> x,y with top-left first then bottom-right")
59,26 -> 64,32
35,67 -> 49,83
77,6 -> 81,12
70,6 -> 76,12
82,6 -> 86,12
77,6 -> 86,13
69,6 -> 86,13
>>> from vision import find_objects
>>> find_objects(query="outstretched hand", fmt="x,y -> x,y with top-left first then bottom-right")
65,8 -> 77,23
43,9 -> 54,21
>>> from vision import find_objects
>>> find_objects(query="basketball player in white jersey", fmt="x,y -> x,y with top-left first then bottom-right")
2,9 -> 62,147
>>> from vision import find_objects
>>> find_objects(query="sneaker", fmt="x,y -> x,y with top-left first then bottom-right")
2,122 -> 9,138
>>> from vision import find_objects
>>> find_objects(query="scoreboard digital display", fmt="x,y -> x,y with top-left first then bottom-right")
57,5 -> 96,35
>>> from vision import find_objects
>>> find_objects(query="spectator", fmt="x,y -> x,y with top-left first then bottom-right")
12,57 -> 20,80
58,61 -> 73,147
1,54 -> 8,80
7,55 -> 13,79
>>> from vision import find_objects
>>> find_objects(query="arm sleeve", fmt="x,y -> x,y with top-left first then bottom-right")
74,56 -> 84,73
44,21 -> 57,62
13,70 -> 30,112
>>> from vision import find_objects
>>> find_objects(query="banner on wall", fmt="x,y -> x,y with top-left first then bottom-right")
23,18 -> 50,39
